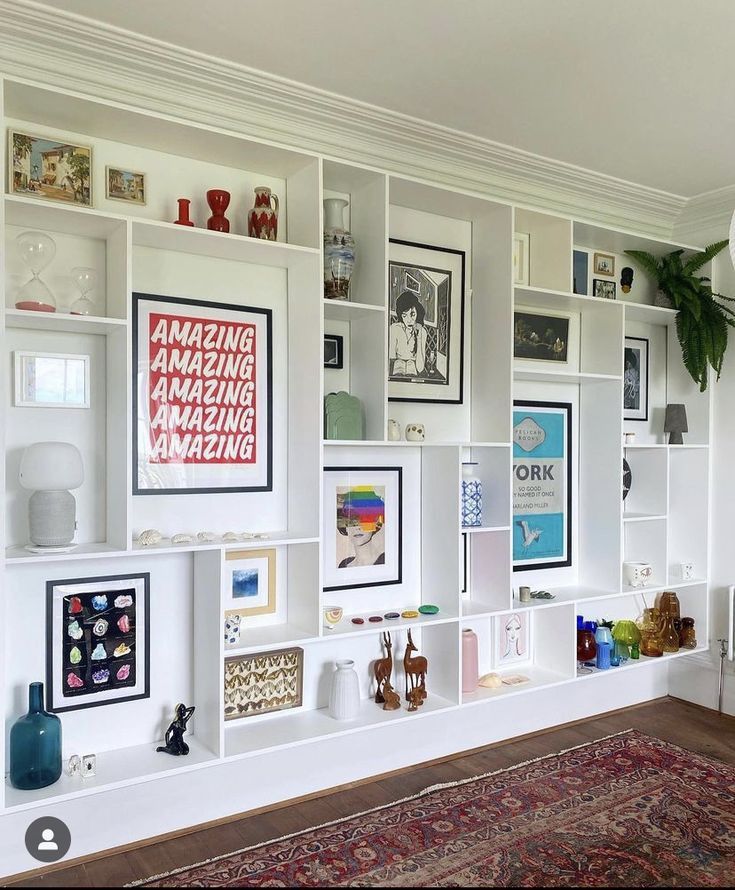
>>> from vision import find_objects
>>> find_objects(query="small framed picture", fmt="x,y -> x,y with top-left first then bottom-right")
224,548 -> 276,617
9,129 -> 92,206
493,610 -> 532,668
46,573 -> 150,713
593,279 -> 617,300
593,253 -> 615,276
324,334 -> 344,369
106,166 -> 146,204
14,351 -> 90,408
513,233 -> 530,286
624,336 -> 649,421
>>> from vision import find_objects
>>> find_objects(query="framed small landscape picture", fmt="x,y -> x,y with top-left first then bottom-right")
9,129 -> 92,206
106,166 -> 146,204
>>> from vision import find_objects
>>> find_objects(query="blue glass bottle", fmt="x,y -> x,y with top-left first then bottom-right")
10,682 -> 62,790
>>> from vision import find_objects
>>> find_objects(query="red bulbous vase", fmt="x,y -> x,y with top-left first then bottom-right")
206,189 -> 231,233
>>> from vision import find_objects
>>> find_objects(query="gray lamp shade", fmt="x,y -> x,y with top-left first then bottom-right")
664,403 -> 688,445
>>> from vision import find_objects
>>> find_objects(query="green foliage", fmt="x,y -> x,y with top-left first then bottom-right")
624,241 -> 733,391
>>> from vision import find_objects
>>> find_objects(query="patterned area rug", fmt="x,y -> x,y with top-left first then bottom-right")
130,730 -> 735,887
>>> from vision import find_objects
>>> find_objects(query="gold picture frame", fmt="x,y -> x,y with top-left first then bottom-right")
224,647 -> 303,720
224,548 -> 276,618
593,252 -> 615,277
105,165 -> 146,205
9,129 -> 92,206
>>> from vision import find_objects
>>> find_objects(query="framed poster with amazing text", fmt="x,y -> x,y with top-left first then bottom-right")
513,400 -> 572,571
133,293 -> 272,494
388,239 -> 465,404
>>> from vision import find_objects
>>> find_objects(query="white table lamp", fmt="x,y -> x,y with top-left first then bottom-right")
19,442 -> 84,551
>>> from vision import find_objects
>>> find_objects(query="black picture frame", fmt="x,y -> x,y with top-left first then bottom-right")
624,336 -> 649,422
324,333 -> 344,369
132,292 -> 273,495
388,239 -> 465,405
461,531 -> 469,595
46,573 -> 151,713
512,400 -> 573,572
323,465 -> 403,592
593,278 -> 617,300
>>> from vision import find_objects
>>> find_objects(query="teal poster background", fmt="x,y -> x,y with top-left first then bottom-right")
513,401 -> 571,570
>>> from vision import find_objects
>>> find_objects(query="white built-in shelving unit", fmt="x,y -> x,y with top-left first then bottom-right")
0,76 -> 711,868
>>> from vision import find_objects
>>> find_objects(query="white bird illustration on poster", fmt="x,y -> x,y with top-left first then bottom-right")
518,520 -> 542,549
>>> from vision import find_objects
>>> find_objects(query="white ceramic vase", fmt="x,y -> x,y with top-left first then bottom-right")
328,659 -> 360,721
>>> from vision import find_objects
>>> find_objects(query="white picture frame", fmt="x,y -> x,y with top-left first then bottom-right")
513,232 -> 530,286
492,610 -> 532,668
14,351 -> 90,408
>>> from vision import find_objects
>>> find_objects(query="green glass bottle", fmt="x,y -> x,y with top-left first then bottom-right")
10,682 -> 62,790
631,642 -> 640,660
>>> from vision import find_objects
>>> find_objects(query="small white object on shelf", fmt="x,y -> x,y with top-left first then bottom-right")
137,529 -> 163,546
171,533 -> 194,545
328,659 -> 360,720
82,754 -> 97,778
196,531 -> 216,543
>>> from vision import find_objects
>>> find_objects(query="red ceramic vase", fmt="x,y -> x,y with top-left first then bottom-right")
206,189 -> 231,233
174,198 -> 195,227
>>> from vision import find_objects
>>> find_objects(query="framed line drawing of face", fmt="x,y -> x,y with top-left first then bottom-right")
323,466 -> 403,591
624,336 -> 649,421
493,611 -> 531,668
388,239 -> 465,405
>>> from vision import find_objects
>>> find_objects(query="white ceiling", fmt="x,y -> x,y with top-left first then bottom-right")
37,0 -> 735,197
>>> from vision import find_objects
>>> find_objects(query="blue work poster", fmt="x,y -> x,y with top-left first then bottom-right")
513,401 -> 572,570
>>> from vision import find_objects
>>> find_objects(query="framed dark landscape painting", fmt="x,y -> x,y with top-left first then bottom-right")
514,310 -> 570,364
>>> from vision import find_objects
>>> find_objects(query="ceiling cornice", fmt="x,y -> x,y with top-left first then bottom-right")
673,185 -> 735,243
0,0 -> 690,238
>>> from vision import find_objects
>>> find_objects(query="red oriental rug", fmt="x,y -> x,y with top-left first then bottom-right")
130,730 -> 735,887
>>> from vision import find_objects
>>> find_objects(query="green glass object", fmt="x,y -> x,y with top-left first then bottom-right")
418,604 -> 440,615
630,642 -> 640,659
10,682 -> 62,790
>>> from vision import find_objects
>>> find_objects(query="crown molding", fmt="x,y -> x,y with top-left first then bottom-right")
0,0 -> 687,237
673,185 -> 735,243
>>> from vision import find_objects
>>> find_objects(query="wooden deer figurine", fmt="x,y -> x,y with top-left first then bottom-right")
374,632 -> 393,704
381,678 -> 401,711
403,629 -> 427,707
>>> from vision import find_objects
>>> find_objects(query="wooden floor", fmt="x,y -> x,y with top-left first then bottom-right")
7,696 -> 735,887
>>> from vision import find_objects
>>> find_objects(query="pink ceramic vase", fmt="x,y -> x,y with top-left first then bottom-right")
462,628 -> 479,693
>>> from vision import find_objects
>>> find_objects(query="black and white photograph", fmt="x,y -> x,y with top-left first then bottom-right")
323,334 -> 344,369
593,252 -> 615,276
624,336 -> 649,421
593,278 -> 617,300
514,310 -> 570,363
388,239 -> 465,404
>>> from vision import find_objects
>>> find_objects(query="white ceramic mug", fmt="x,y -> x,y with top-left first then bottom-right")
405,423 -> 425,442
679,561 -> 695,581
623,561 -> 653,588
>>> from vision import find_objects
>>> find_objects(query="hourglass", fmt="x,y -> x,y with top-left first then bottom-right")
15,231 -> 57,312
70,267 -> 97,316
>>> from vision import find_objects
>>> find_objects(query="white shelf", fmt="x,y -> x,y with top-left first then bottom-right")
623,513 -> 668,523
4,194 -> 126,238
621,579 -> 707,596
322,298 -> 386,320
462,667 -> 570,705
225,694 -> 456,760
225,623 -> 318,654
623,302 -> 678,326
131,532 -> 319,556
323,440 -> 511,448
4,309 -> 127,335
575,646 -> 708,682
514,368 -> 621,384
322,611 -> 457,639
5,542 -> 125,565
462,525 -> 511,534
514,285 -> 623,312
132,218 -> 319,269
4,736 -> 219,812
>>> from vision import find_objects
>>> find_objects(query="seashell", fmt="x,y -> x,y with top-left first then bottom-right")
478,672 -> 502,689
240,532 -> 269,540
222,532 -> 240,543
137,529 -> 162,546
171,533 -> 194,545
197,531 -> 216,542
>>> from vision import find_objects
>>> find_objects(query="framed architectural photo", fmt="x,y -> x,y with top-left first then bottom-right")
513,309 -> 574,365
624,336 -> 649,421
513,401 -> 572,571
593,252 -> 615,276
14,351 -> 90,408
513,232 -> 530,285
492,611 -> 532,668
224,647 -> 303,720
132,292 -> 272,495
9,129 -> 92,206
46,573 -> 150,713
593,278 -> 617,300
388,239 -> 465,404
323,466 -> 403,591
106,166 -> 146,204
324,333 -> 344,369
224,548 -> 276,617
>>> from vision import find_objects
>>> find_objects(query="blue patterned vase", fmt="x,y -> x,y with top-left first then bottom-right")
323,198 -> 356,300
461,462 -> 483,527
10,682 -> 62,790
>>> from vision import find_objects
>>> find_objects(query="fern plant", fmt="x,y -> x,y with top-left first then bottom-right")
625,240 -> 735,391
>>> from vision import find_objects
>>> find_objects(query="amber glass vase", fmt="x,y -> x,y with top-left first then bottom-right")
638,608 -> 664,657
679,617 -> 697,650
661,613 -> 680,653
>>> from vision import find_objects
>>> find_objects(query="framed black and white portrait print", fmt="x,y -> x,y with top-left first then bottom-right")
388,240 -> 465,404
323,334 -> 344,369
624,336 -> 649,421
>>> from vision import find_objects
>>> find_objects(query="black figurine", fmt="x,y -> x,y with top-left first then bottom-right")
620,266 -> 634,293
156,703 -> 195,756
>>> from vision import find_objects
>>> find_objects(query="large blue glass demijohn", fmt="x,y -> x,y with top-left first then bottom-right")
10,682 -> 62,790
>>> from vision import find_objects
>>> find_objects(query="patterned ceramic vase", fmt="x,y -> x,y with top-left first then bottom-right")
10,682 -> 62,790
328,659 -> 360,721
248,186 -> 279,240
323,198 -> 355,300
461,462 -> 483,527
461,629 -> 479,693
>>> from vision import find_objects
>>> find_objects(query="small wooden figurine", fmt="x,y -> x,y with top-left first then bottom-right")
374,631 -> 394,704
156,703 -> 195,756
381,679 -> 401,711
403,629 -> 427,708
